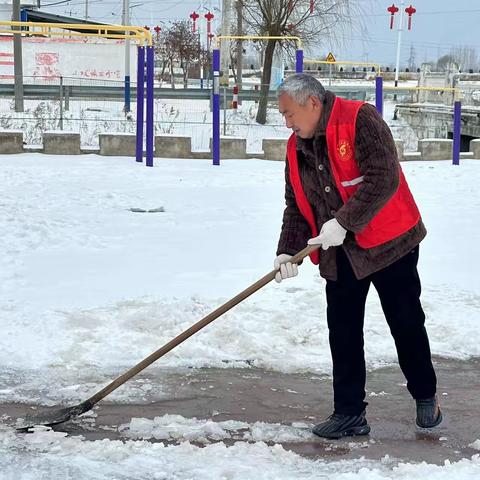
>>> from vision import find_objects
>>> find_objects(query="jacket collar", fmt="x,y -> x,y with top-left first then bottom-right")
296,90 -> 336,154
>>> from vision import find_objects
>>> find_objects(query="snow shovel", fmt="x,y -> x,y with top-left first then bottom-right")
17,244 -> 319,431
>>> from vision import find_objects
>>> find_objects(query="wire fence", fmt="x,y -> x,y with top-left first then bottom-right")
0,74 -> 474,153
0,76 -> 291,151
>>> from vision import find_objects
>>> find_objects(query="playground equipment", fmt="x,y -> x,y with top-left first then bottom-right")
0,21 -> 155,166
304,58 -> 462,166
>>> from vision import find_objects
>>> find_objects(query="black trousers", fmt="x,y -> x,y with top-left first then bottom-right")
325,246 -> 437,415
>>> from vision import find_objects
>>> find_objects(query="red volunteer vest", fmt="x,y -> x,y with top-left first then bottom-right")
287,97 -> 420,265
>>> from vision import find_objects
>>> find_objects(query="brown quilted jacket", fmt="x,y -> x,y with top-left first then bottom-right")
277,91 -> 426,280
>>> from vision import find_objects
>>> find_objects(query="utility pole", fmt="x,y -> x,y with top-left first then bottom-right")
85,0 -> 88,20
220,0 -> 232,86
235,0 -> 243,91
408,44 -> 416,71
13,0 -> 24,112
394,0 -> 405,87
122,0 -> 131,112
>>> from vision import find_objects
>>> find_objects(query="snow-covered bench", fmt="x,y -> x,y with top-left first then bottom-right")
43,131 -> 81,155
209,136 -> 248,159
99,133 -> 136,157
418,139 -> 453,161
470,139 -> 480,160
0,130 -> 23,154
155,134 -> 192,159
262,138 -> 288,161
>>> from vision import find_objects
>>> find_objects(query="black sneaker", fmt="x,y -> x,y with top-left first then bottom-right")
416,395 -> 443,428
312,411 -> 371,439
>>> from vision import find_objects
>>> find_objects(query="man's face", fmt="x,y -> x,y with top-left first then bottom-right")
278,93 -> 323,139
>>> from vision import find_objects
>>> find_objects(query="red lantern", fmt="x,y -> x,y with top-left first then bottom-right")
387,3 -> 399,29
144,25 -> 150,31
154,26 -> 161,35
207,32 -> 215,50
287,23 -> 295,30
205,11 -> 214,25
190,11 -> 199,32
405,4 -> 416,30
309,0 -> 314,14
205,11 -> 215,47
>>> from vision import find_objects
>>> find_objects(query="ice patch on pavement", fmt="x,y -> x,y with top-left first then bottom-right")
470,440 -> 480,451
120,414 -> 313,443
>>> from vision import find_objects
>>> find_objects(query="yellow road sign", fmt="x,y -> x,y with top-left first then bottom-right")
325,52 -> 336,62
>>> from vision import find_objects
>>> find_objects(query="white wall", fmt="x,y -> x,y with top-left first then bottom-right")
0,35 -> 138,81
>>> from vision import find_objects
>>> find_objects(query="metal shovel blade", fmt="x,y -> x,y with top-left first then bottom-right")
16,400 -> 93,432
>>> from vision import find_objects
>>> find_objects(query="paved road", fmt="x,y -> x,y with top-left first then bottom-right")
4,357 -> 480,464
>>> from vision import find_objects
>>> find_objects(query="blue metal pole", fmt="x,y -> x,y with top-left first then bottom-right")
125,75 -> 131,113
213,48 -> 221,166
135,46 -> 145,163
295,50 -> 303,73
453,100 -> 461,166
375,76 -> 384,116
146,46 -> 154,167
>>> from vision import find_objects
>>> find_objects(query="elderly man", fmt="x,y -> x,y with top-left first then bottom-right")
274,73 -> 441,439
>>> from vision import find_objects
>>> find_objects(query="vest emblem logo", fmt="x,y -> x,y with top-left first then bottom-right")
337,140 -> 353,161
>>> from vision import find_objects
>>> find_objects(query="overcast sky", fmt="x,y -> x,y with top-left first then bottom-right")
36,0 -> 480,67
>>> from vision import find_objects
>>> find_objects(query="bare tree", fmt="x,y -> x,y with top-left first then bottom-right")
160,21 -> 200,88
451,46 -> 478,71
436,47 -> 478,73
153,29 -> 169,84
240,0 -> 362,124
154,27 -> 177,87
436,54 -> 458,72
199,46 -> 212,85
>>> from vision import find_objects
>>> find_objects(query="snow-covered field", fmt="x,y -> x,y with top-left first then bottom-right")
1,154 -> 479,478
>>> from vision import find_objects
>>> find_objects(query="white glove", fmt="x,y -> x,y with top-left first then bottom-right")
307,218 -> 347,250
274,253 -> 298,283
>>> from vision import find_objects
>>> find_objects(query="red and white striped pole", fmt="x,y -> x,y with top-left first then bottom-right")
232,84 -> 238,110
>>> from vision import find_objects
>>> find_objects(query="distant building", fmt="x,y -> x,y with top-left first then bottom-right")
0,1 -> 38,22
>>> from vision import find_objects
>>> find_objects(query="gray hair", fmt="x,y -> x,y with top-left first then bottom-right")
277,73 -> 326,105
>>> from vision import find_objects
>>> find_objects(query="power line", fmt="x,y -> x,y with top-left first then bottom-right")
42,0 -> 73,6
343,34 -> 480,51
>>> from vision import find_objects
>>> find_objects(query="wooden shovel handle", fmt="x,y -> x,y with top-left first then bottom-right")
87,244 -> 319,406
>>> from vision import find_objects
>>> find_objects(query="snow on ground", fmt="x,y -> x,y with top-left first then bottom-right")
1,155 -> 480,404
1,424 -> 480,479
1,153 -> 480,477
